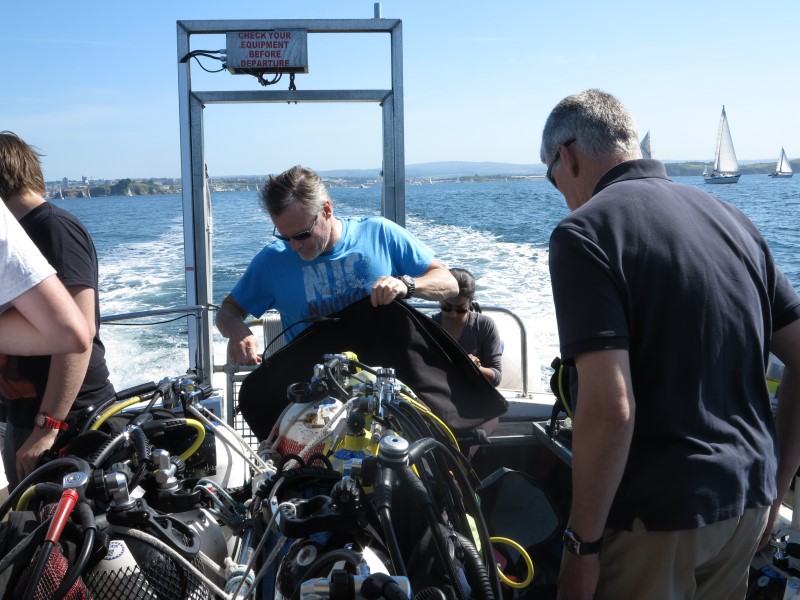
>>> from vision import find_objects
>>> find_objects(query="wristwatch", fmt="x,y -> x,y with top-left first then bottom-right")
563,527 -> 603,556
34,412 -> 69,431
396,275 -> 415,299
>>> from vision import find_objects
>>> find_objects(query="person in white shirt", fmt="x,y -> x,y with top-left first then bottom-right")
0,200 -> 89,356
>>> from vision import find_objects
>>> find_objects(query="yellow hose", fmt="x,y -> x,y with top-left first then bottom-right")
89,397 -> 143,431
398,392 -> 460,450
90,396 -> 205,461
557,365 -> 574,420
180,418 -> 206,461
15,485 -> 37,511
491,536 -> 535,588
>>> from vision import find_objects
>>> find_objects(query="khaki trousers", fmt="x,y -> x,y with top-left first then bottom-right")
593,506 -> 769,600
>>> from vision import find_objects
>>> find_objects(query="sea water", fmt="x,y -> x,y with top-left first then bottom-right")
50,175 -> 800,393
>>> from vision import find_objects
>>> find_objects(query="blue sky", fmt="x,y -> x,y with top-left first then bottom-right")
3,1 -> 799,180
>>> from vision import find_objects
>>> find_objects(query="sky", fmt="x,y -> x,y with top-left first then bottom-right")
3,1 -> 800,181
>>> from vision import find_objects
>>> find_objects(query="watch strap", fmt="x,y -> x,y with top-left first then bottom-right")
35,412 -> 69,431
396,275 -> 415,298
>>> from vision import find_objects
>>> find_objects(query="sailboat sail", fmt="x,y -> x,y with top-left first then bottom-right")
769,147 -> 793,178
640,131 -> 652,159
713,107 -> 739,173
704,106 -> 740,184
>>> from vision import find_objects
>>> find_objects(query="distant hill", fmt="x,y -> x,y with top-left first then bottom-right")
319,159 -> 799,179
405,162 -> 542,178
319,161 -> 544,179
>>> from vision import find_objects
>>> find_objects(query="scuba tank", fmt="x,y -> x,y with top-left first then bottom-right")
275,379 -> 344,458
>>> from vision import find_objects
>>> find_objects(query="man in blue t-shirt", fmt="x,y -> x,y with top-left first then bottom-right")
216,165 -> 458,365
541,90 -> 800,600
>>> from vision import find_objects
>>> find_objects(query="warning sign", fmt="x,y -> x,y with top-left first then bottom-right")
225,30 -> 309,74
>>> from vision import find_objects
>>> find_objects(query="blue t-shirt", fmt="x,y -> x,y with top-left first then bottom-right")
231,216 -> 435,341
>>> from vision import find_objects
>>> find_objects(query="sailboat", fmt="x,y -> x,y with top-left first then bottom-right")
640,131 -> 652,159
704,106 -> 740,184
768,147 -> 793,178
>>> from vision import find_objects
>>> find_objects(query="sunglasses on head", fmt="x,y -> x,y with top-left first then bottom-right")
273,213 -> 319,242
440,304 -> 469,314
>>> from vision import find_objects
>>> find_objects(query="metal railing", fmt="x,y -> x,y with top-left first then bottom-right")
413,303 -> 530,396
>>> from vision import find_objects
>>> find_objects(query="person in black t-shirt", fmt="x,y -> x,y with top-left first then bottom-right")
0,131 -> 115,490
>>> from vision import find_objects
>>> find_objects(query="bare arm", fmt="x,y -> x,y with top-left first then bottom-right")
559,349 -> 635,600
216,294 -> 261,365
475,316 -> 503,386
760,319 -> 800,549
370,259 -> 459,306
413,259 -> 459,300
15,286 -> 96,481
0,274 -> 90,355
469,354 -> 501,386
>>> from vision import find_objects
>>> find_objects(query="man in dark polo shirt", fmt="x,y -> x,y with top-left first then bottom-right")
541,90 -> 800,599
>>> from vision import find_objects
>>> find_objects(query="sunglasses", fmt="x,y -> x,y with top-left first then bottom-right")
440,305 -> 469,314
273,213 -> 319,242
546,138 -> 576,188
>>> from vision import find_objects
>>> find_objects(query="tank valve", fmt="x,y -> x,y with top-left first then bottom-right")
153,449 -> 179,492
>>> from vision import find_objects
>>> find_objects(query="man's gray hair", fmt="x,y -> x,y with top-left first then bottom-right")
540,89 -> 641,165
259,165 -> 329,216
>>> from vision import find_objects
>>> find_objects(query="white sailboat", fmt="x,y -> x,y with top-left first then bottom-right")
640,131 -> 652,159
704,106 -> 740,184
768,147 -> 793,178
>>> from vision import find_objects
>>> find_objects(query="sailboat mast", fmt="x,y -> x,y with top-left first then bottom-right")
713,107 -> 726,172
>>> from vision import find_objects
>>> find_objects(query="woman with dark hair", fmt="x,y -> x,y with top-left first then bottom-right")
432,268 -> 503,387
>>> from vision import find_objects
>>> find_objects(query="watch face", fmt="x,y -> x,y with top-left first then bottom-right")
563,528 -> 601,555
563,530 -> 580,554
35,413 -> 45,428
400,275 -> 415,295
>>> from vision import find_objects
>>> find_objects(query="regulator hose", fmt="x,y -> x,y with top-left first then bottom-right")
407,439 -> 501,599
15,481 -> 62,511
398,465 -> 467,600
453,530 -> 494,600
130,424 -> 150,461
88,429 -> 131,469
414,588 -> 448,600
374,464 -> 407,577
361,572 -> 411,600
179,418 -> 206,461
0,457 -> 90,523
89,396 -> 144,431
0,517 -> 51,576
78,380 -> 156,434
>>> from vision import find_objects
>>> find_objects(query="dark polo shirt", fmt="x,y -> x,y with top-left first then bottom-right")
549,159 -> 800,530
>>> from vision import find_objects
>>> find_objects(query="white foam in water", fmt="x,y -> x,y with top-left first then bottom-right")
96,193 -> 560,393
99,217 -> 190,390
80,177 -> 800,397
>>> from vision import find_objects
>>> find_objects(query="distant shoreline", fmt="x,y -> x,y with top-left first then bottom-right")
45,159 -> 796,198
